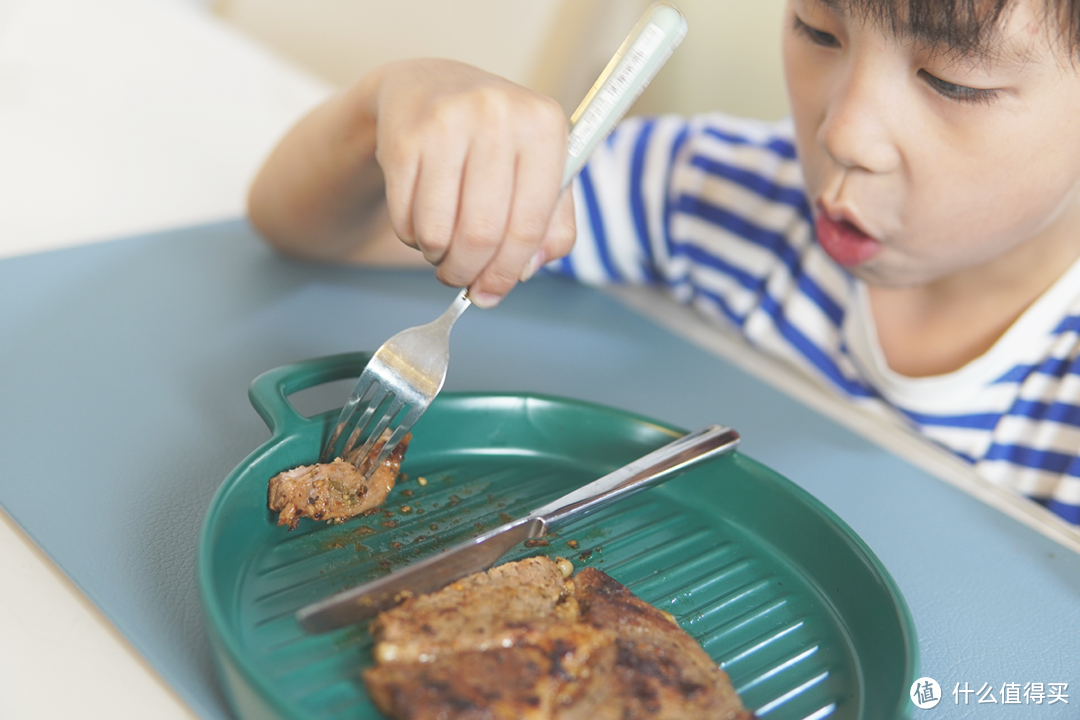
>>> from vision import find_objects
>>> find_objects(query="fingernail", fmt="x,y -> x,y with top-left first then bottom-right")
520,249 -> 547,282
469,291 -> 502,309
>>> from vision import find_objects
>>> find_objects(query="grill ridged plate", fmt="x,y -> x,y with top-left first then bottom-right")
198,353 -> 916,720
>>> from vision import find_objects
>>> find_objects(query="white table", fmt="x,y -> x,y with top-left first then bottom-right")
0,1 -> 330,716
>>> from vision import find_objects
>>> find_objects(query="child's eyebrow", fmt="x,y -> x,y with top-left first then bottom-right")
926,32 -> 1038,70
818,0 -> 1038,69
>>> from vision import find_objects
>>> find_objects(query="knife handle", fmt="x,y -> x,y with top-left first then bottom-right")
531,424 -> 740,530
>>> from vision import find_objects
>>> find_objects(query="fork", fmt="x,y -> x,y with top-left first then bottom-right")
320,289 -> 471,467
322,2 -> 688,473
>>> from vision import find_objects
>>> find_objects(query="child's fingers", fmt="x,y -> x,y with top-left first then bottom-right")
459,149 -> 564,299
407,139 -> 474,265
440,135 -> 562,296
432,133 -> 517,288
457,227 -> 535,307
443,127 -> 575,305
465,185 -> 576,307
377,117 -> 423,249
539,189 -> 577,264
374,63 -> 569,298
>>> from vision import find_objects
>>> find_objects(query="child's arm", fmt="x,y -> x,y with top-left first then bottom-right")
248,59 -> 576,308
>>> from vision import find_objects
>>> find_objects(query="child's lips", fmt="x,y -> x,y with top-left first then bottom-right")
814,209 -> 882,267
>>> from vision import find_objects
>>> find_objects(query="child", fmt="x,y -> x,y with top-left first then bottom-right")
248,0 -> 1080,526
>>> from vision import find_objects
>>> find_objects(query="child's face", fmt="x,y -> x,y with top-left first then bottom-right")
783,0 -> 1080,289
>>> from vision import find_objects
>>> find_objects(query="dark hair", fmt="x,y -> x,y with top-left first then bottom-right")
828,0 -> 1080,59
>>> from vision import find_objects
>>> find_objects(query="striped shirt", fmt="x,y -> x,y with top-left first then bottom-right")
554,112 -> 1080,526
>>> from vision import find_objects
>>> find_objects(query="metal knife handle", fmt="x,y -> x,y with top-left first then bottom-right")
531,424 -> 740,530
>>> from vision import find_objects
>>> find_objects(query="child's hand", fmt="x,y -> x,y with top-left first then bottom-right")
371,60 -> 575,307
249,59 -> 576,308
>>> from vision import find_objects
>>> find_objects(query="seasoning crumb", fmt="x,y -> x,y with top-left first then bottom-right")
380,520 -> 399,529
401,489 -> 414,498
430,523 -> 439,531
524,539 -> 550,548
567,540 -> 579,549
400,506 -> 412,514
447,495 -> 461,507
391,542 -> 403,550
418,477 -> 428,486
414,535 -> 428,543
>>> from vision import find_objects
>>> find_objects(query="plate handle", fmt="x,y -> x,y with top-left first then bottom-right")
247,352 -> 372,436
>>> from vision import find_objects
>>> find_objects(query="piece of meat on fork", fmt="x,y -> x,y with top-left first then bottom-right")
267,431 -> 410,530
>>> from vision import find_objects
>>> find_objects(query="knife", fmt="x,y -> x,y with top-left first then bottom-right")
297,423 -> 740,633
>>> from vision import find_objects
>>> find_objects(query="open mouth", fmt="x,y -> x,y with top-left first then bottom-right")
814,207 -> 882,267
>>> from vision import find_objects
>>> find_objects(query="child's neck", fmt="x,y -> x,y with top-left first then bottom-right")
868,204 -> 1080,378
869,280 -> 1031,377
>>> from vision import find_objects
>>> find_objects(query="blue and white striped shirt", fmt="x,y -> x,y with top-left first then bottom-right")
556,113 -> 1080,526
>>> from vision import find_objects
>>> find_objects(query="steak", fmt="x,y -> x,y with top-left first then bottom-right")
267,433 -> 409,529
573,567 -> 753,720
369,556 -> 580,664
363,557 -> 754,720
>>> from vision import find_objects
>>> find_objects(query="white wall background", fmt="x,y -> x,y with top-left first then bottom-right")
213,0 -> 789,121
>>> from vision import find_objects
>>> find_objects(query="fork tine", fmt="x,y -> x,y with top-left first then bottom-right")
338,385 -> 393,461
320,375 -> 383,462
344,395 -> 405,467
359,405 -> 422,480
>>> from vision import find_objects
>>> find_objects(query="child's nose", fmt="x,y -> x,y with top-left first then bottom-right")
817,64 -> 902,175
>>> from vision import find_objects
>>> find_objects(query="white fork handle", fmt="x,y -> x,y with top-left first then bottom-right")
562,2 -> 687,187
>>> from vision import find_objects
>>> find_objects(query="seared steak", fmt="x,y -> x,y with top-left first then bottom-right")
574,567 -> 754,720
267,433 -> 409,529
363,557 -> 754,720
365,624 -> 617,720
370,556 -> 580,663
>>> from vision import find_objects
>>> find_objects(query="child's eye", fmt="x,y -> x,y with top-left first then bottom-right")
918,69 -> 1002,105
792,15 -> 840,48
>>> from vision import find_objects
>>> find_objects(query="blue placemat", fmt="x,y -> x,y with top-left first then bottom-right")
1,220 -> 1077,718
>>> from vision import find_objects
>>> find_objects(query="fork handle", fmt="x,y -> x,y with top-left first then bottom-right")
436,289 -> 472,329
561,2 -> 686,188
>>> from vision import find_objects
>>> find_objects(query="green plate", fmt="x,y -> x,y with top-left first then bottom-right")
198,353 -> 917,720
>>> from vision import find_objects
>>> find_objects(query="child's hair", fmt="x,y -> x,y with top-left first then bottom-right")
828,0 -> 1080,59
